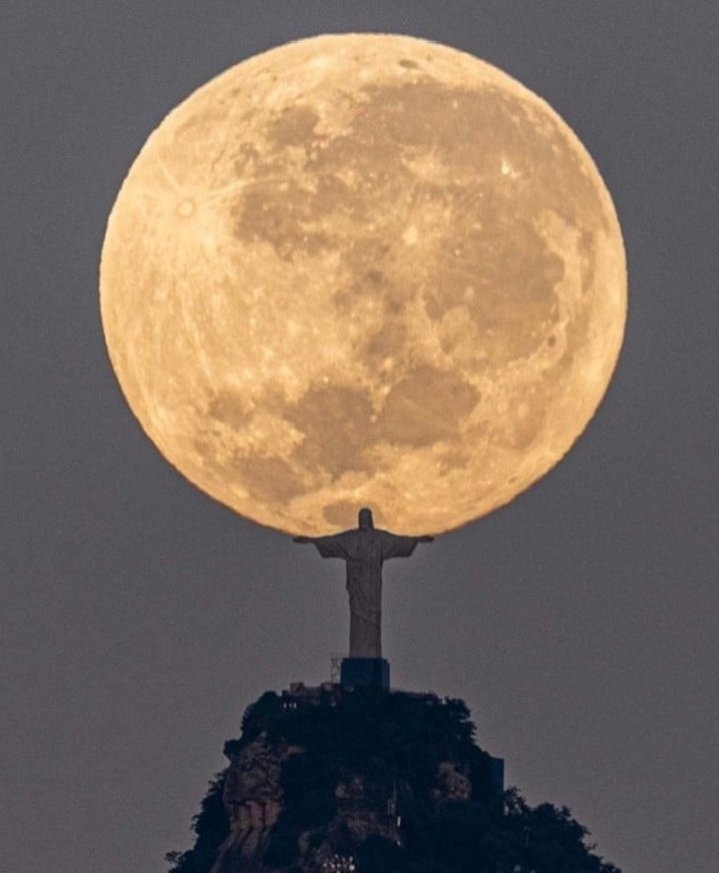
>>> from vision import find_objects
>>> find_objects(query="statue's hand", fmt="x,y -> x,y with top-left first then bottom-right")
418,535 -> 434,543
293,535 -> 312,544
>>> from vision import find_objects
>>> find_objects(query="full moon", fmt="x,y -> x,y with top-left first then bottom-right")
100,34 -> 626,536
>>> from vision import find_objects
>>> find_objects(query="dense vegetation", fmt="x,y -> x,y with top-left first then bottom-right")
166,690 -> 621,873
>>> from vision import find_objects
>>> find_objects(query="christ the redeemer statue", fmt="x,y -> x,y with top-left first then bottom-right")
294,508 -> 433,660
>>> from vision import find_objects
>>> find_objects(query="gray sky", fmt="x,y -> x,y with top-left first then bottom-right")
2,3 -> 718,872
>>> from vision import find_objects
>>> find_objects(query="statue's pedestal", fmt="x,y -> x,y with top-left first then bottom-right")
340,657 -> 390,690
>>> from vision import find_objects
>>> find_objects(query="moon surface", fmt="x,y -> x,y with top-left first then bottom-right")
100,34 -> 626,536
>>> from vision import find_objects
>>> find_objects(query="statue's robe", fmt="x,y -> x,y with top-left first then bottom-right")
308,528 -> 419,659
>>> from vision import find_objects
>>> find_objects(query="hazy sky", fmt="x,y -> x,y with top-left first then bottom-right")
2,3 -> 718,873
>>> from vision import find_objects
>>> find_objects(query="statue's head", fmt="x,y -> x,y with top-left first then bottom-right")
358,507 -> 374,530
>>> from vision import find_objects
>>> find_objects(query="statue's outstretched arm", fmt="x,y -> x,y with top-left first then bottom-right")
381,534 -> 411,559
380,531 -> 434,559
292,533 -> 351,559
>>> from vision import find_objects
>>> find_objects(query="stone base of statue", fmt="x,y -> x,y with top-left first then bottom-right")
340,657 -> 390,690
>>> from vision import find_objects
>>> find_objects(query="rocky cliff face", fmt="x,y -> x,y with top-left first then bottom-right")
213,733 -> 292,871
167,687 -> 621,873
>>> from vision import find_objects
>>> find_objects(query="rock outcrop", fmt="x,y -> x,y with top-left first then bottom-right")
217,733 -> 297,870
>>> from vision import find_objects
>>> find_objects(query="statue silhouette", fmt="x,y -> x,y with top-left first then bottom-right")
294,508 -> 433,659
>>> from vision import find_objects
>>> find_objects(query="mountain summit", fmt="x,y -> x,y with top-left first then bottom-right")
166,685 -> 620,873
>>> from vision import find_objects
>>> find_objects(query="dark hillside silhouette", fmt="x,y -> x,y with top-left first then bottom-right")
166,689 -> 621,873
